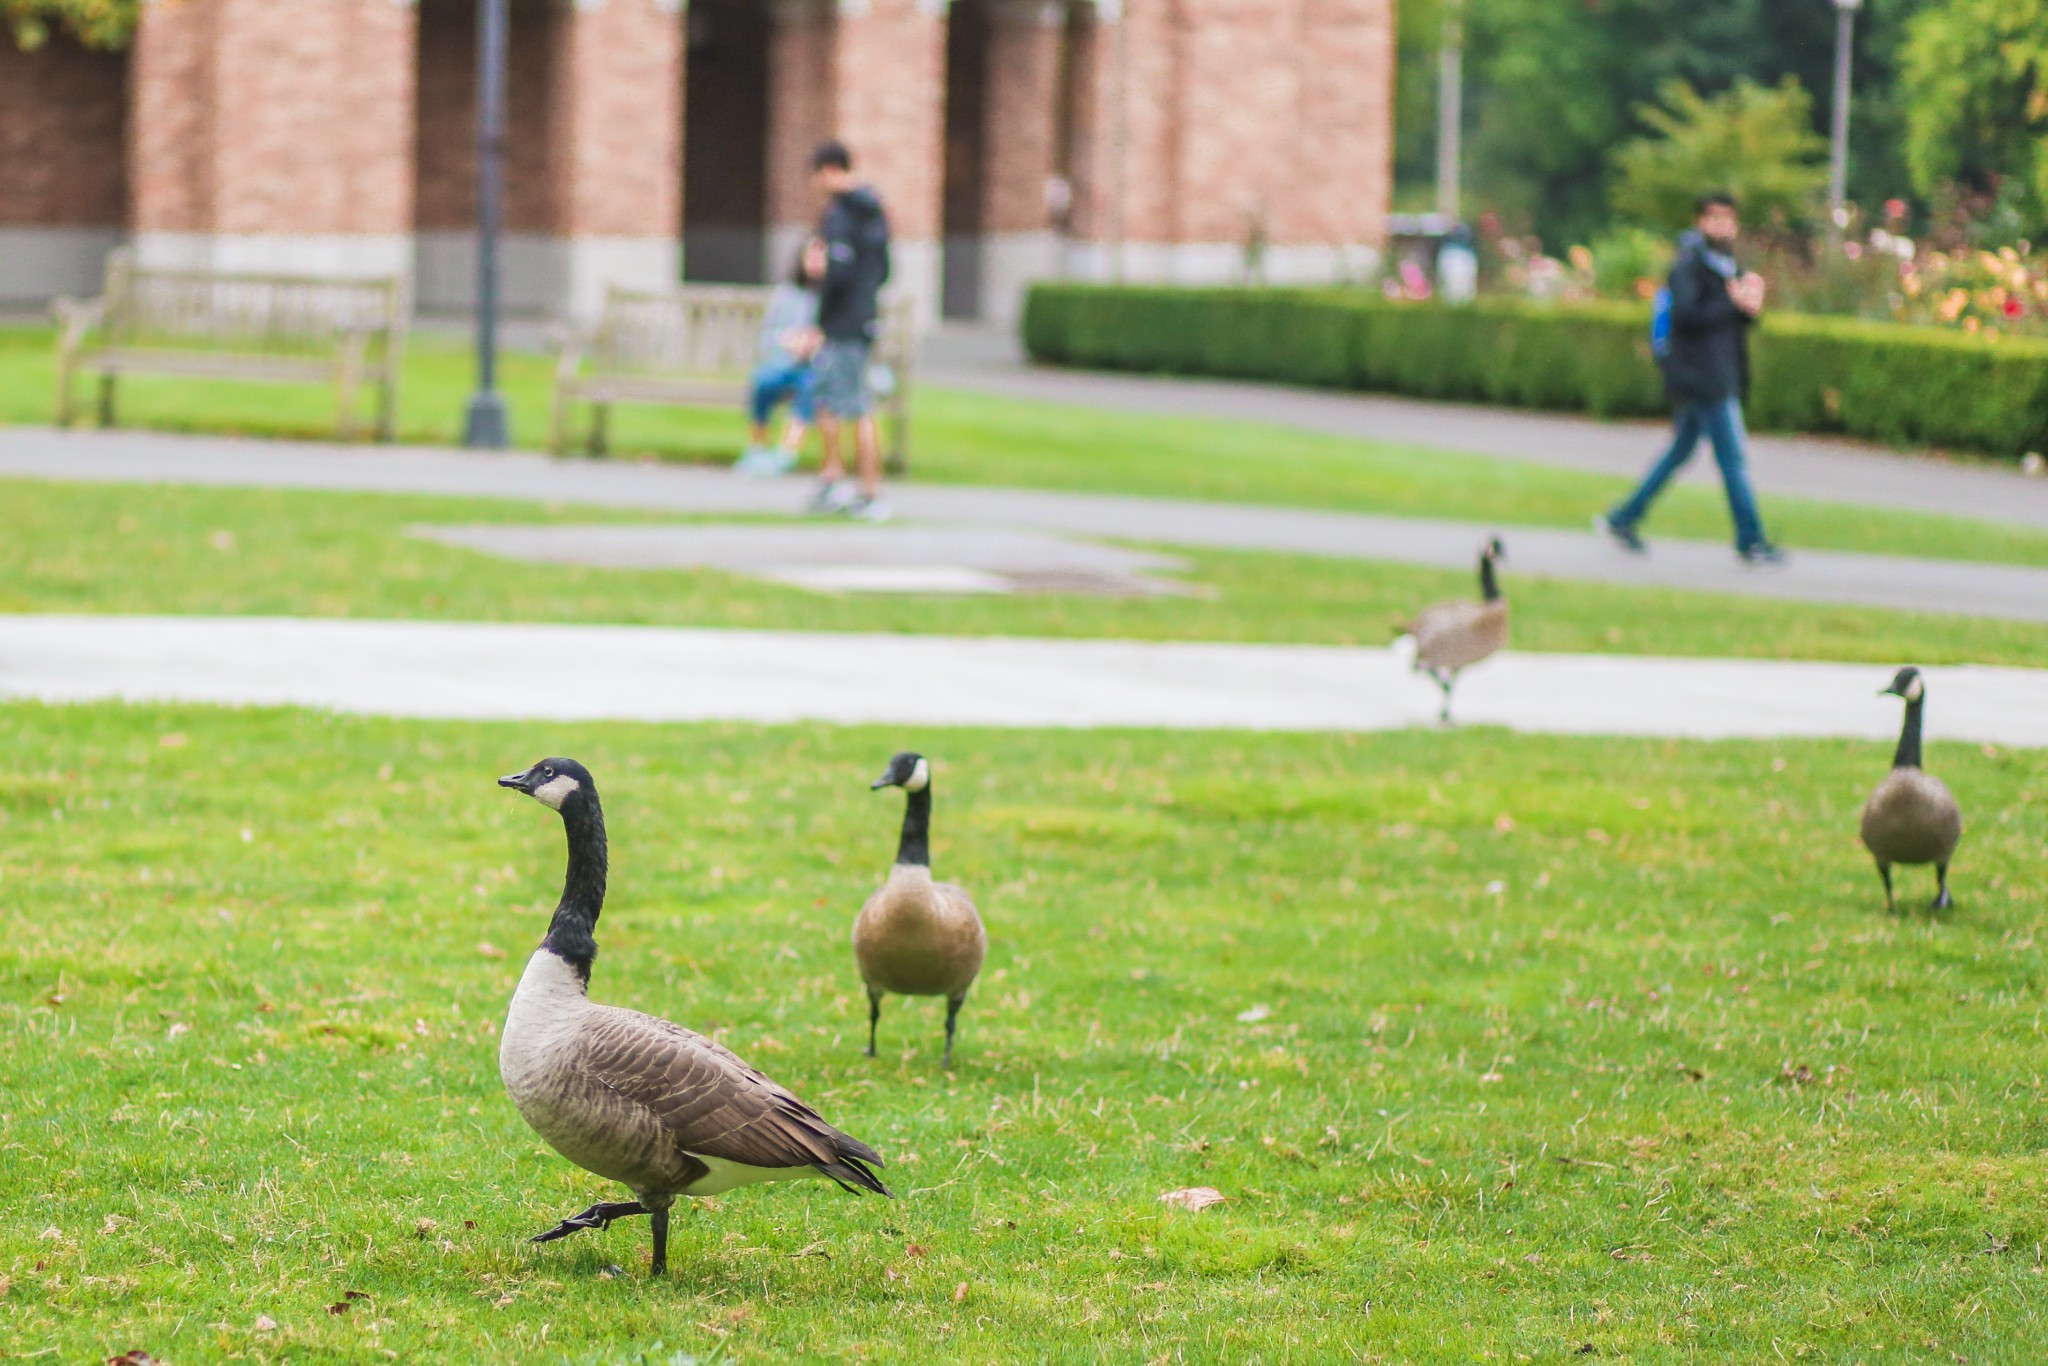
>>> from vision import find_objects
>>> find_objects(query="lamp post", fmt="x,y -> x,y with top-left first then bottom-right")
461,0 -> 510,449
1436,0 -> 1463,222
1826,0 -> 1862,224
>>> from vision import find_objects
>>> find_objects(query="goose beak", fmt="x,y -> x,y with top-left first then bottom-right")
870,775 -> 894,790
1878,685 -> 1899,698
499,769 -> 535,793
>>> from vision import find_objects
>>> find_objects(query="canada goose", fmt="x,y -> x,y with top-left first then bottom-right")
496,757 -> 889,1275
1403,536 -> 1509,724
854,752 -> 986,1069
1860,667 -> 1963,913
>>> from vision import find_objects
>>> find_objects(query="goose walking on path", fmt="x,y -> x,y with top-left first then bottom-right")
854,752 -> 986,1069
1860,668 -> 1963,913
1402,537 -> 1509,725
496,757 -> 889,1276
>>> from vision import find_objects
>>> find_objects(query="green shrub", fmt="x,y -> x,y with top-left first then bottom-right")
1020,284 -> 2048,458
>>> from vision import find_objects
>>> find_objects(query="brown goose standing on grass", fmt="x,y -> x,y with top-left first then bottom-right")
1402,536 -> 1509,725
496,757 -> 889,1276
1860,668 -> 1963,913
854,752 -> 986,1069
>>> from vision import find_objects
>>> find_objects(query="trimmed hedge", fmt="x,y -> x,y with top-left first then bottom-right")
1020,284 -> 2048,459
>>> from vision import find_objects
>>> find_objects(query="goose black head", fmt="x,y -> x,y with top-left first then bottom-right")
871,751 -> 930,793
1483,536 -> 1506,563
1880,666 -> 1925,704
499,757 -> 598,813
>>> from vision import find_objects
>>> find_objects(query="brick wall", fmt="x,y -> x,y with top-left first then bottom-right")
132,0 -> 416,239
979,0 -> 1063,236
550,0 -> 682,240
0,35 -> 128,228
413,0 -> 564,235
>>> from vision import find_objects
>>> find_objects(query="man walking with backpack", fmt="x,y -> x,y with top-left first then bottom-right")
804,139 -> 894,521
1599,192 -> 1785,565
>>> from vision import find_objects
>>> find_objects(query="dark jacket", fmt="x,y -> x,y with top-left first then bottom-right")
817,186 -> 892,342
1662,229 -> 1751,405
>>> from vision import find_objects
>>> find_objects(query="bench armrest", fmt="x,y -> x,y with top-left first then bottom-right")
52,296 -> 104,355
549,323 -> 589,379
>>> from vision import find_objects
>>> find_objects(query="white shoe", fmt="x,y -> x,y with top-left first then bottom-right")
847,495 -> 892,523
806,479 -> 856,515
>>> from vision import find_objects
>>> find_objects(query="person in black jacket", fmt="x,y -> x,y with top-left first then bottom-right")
1599,193 -> 1785,564
804,140 -> 895,521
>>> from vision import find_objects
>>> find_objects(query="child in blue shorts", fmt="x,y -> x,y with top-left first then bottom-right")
737,238 -> 826,477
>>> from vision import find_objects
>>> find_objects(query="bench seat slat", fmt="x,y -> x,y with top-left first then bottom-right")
90,350 -> 345,381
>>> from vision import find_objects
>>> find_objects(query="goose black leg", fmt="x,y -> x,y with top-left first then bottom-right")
1875,861 -> 1895,914
1933,863 -> 1953,912
530,1200 -> 649,1244
649,1207 -> 669,1276
1434,671 -> 1455,726
864,987 -> 883,1058
942,993 -> 966,1070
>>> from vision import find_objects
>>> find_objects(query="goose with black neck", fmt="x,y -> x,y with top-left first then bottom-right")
496,757 -> 889,1276
1401,536 -> 1509,725
853,752 -> 987,1069
1859,668 -> 1963,913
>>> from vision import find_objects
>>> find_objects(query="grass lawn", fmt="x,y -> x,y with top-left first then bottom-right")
7,324 -> 2048,572
8,477 -> 2048,669
1,704 -> 2044,1362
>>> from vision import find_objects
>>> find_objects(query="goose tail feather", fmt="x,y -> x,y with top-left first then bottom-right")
816,1152 -> 893,1198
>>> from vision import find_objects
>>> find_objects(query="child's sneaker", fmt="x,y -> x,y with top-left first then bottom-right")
735,445 -> 779,477
847,494 -> 892,523
758,447 -> 799,477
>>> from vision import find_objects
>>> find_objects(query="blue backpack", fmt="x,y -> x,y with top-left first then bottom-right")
1650,287 -> 1674,361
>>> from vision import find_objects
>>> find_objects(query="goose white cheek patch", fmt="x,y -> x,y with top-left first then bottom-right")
905,758 -> 930,792
1906,678 -> 1925,703
532,774 -> 582,809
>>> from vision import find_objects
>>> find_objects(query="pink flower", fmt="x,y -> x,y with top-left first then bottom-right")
2004,297 -> 2026,318
1885,198 -> 1907,223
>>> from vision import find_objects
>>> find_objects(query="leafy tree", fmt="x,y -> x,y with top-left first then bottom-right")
1610,78 -> 1830,235
1901,0 -> 2048,228
4,0 -> 138,49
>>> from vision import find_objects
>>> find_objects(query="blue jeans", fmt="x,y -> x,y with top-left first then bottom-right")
1609,397 -> 1768,551
749,361 -> 815,425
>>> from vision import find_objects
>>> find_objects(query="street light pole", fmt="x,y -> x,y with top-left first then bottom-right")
1436,0 -> 1464,222
1826,0 -> 1862,224
462,0 -> 510,449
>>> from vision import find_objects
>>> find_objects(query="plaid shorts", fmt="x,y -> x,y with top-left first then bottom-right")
812,338 -> 872,419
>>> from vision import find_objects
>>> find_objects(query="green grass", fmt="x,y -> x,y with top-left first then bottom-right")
7,477 -> 2048,668
2,704 -> 2045,1362
7,324 -> 2048,571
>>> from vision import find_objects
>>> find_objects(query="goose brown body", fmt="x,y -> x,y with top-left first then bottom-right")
495,757 -> 886,1275
856,752 -> 986,1067
1406,538 -> 1509,724
1858,668 -> 1963,912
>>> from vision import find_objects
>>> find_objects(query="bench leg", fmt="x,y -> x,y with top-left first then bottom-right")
375,376 -> 397,443
56,359 -> 76,428
587,403 -> 610,458
96,373 -> 116,429
551,390 -> 571,457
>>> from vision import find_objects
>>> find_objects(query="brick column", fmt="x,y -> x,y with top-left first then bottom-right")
765,0 -> 946,322
547,0 -> 684,317
0,36 -> 127,304
129,0 -> 417,279
975,0 -> 1064,322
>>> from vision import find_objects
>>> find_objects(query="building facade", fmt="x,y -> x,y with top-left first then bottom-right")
0,0 -> 1392,324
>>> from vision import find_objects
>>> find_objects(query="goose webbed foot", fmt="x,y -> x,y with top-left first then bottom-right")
942,994 -> 965,1071
530,1200 -> 650,1244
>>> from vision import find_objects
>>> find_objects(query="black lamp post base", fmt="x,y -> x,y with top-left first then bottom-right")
462,391 -> 510,449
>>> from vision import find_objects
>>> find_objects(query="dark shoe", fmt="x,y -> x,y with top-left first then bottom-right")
1595,514 -> 1647,554
1738,541 -> 1787,566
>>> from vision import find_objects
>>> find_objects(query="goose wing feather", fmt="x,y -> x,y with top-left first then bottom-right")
1410,600 -> 1509,671
578,1005 -> 888,1192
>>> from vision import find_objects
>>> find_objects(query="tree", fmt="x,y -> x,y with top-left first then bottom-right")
1610,78 -> 1830,235
1901,0 -> 2048,229
4,0 -> 138,49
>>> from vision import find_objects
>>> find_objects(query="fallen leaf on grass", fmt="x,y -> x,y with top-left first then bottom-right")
905,1243 -> 930,1258
1779,1065 -> 1816,1087
952,1281 -> 968,1303
254,1314 -> 278,1332
787,1241 -> 832,1260
326,1301 -> 350,1315
106,1353 -> 160,1366
477,942 -> 507,960
1235,1004 -> 1271,1024
0,1275 -> 9,1298
1158,1187 -> 1227,1212
491,1294 -> 515,1309
413,1218 -> 437,1238
158,733 -> 188,749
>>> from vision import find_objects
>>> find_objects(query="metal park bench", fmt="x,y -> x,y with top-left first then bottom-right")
52,249 -> 408,440
552,283 -> 917,470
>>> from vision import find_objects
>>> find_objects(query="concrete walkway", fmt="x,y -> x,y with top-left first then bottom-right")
4,614 -> 2045,744
6,427 -> 2048,624
922,323 -> 2048,533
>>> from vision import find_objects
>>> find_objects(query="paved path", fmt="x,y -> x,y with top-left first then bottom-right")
922,323 -> 2048,533
6,427 -> 2046,624
4,614 -> 2044,744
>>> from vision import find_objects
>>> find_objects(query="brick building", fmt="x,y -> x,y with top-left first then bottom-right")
0,0 -> 1392,324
